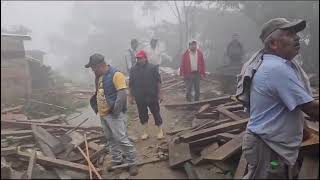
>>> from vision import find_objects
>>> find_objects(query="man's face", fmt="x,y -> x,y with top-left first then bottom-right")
136,57 -> 147,65
272,29 -> 300,60
91,63 -> 105,76
189,42 -> 197,51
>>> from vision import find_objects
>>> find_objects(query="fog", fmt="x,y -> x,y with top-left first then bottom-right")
2,1 -> 319,85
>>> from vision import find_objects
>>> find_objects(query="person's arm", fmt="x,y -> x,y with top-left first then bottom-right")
298,100 -> 319,121
124,50 -> 132,73
112,72 -> 128,116
113,89 -> 127,116
154,65 -> 163,102
128,69 -> 135,104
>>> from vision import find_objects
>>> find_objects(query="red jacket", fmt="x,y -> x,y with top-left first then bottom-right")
180,49 -> 205,78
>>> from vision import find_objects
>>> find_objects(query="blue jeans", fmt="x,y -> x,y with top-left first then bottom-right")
100,112 -> 136,164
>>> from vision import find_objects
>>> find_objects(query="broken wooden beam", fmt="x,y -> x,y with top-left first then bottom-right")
1,105 -> 23,114
16,150 -> 90,172
162,81 -> 184,90
31,125 -> 65,155
202,132 -> 244,161
76,146 -> 102,179
110,157 -> 162,170
217,106 -> 243,121
84,134 -> 93,179
192,143 -> 219,165
1,119 -> 102,132
180,119 -> 248,143
169,142 -> 192,168
164,96 -> 232,109
32,125 -> 71,179
1,147 -> 17,156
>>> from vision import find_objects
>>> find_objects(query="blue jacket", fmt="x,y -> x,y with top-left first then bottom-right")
90,66 -> 127,114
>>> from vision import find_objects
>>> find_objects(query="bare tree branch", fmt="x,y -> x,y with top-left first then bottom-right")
166,1 -> 179,19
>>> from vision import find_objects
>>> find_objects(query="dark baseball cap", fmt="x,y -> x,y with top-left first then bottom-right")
260,18 -> 306,42
85,53 -> 105,68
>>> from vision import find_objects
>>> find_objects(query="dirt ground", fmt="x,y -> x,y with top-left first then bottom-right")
67,79 -> 222,179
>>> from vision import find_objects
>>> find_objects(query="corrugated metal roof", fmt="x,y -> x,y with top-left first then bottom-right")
1,33 -> 31,40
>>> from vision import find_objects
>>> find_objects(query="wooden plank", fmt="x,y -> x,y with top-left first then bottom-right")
180,119 -> 248,142
80,148 -> 107,164
17,150 -> 90,172
1,146 -> 17,156
166,127 -> 192,136
26,149 -> 36,179
1,119 -> 102,131
169,142 -> 192,168
191,119 -> 234,133
26,115 -> 62,123
76,146 -> 102,179
222,104 -> 243,112
192,143 -> 219,165
189,135 -> 220,149
195,112 -> 219,119
203,132 -> 244,161
217,106 -> 243,121
1,129 -> 60,138
1,105 -> 23,113
298,155 -> 319,179
31,125 -> 65,154
217,133 -> 236,140
84,134 -> 93,179
162,81 -> 184,90
164,96 -> 232,109
234,153 -> 247,179
32,127 -> 71,179
110,157 -> 163,170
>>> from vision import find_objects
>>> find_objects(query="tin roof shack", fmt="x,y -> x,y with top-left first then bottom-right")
1,33 -> 32,103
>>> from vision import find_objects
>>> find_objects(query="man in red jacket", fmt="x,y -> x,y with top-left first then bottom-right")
180,40 -> 206,101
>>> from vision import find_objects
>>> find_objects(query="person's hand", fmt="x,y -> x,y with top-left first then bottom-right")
200,74 -> 205,80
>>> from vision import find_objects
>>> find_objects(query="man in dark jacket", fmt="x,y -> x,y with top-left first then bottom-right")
226,33 -> 244,65
129,50 -> 164,140
86,53 -> 138,176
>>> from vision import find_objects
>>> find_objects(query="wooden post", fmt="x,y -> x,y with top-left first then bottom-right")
84,134 -> 93,179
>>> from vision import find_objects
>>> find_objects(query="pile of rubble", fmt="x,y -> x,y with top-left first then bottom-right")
164,95 -> 319,179
1,103 -> 107,179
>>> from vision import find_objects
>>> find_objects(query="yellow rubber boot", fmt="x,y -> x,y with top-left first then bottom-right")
141,124 -> 149,140
157,126 -> 164,139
